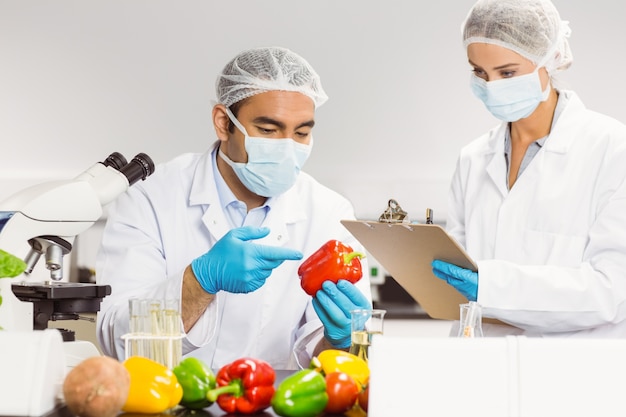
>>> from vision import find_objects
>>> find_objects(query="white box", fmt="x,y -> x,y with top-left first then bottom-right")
368,335 -> 626,417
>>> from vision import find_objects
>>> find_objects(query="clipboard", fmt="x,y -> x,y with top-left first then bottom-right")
341,220 -> 477,321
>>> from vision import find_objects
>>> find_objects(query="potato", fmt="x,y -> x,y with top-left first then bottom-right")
63,355 -> 130,417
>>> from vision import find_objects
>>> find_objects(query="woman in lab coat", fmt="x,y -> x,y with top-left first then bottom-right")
432,0 -> 626,337
96,47 -> 372,370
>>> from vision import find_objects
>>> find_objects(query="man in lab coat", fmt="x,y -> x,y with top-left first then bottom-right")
96,46 -> 372,369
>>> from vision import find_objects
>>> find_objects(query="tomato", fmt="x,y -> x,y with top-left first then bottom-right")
324,372 -> 359,414
357,383 -> 369,412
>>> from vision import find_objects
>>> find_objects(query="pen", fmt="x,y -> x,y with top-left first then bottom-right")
426,208 -> 433,224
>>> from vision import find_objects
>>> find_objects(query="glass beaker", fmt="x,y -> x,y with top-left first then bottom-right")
349,309 -> 386,362
458,301 -> 483,338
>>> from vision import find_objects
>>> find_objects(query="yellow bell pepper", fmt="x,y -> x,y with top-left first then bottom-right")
314,350 -> 370,388
122,356 -> 183,414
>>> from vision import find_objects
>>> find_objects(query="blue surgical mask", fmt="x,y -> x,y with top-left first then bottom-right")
218,108 -> 312,197
470,68 -> 551,122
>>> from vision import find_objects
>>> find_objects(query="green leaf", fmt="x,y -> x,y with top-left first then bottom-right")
0,249 -> 27,279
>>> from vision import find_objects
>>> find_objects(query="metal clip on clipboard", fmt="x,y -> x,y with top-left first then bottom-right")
378,199 -> 434,225
378,199 -> 409,224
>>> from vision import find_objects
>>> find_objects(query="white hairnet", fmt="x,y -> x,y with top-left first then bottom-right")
462,0 -> 573,74
216,46 -> 328,109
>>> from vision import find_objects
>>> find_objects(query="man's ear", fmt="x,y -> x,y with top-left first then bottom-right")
212,104 -> 230,142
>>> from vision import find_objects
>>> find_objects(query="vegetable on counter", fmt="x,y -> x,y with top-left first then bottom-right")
62,355 -> 130,417
122,356 -> 183,414
357,383 -> 369,412
324,371 -> 359,414
298,240 -> 365,296
172,357 -> 216,410
315,349 -> 370,389
118,413 -> 211,417
206,357 -> 276,414
271,368 -> 328,417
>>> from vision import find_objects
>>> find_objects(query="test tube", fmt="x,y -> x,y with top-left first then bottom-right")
148,299 -> 164,365
163,298 -> 182,368
128,298 -> 148,357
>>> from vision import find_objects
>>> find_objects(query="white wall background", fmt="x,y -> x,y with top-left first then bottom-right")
1,0 -> 625,222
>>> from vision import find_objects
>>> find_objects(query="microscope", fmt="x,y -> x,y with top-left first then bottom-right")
0,152 -> 154,416
0,151 -> 154,331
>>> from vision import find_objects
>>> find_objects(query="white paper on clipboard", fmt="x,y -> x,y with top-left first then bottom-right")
341,220 -> 477,321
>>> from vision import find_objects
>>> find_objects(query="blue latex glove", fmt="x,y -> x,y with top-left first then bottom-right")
432,259 -> 478,301
312,280 -> 372,349
191,226 -> 303,294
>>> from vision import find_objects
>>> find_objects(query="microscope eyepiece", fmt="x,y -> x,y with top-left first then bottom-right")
102,152 -> 128,171
119,153 -> 155,185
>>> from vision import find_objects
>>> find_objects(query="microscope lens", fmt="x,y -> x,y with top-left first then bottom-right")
119,153 -> 155,185
102,152 -> 128,171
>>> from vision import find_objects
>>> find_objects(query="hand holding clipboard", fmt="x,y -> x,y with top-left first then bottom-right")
341,200 -> 477,321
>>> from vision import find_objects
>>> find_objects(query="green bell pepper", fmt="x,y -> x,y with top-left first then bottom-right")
271,369 -> 328,417
172,357 -> 216,410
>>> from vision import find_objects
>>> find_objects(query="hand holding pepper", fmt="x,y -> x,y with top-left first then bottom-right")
298,240 -> 365,296
313,280 -> 372,349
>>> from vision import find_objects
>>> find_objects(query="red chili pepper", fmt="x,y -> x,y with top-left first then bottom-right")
298,240 -> 365,296
205,357 -> 276,414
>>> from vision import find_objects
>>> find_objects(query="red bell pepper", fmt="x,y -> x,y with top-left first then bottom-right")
298,240 -> 365,296
206,357 -> 276,414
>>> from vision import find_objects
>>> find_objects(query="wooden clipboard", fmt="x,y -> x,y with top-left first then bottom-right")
341,220 -> 477,321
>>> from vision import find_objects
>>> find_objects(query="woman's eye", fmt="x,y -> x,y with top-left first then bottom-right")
472,68 -> 487,80
501,71 -> 515,78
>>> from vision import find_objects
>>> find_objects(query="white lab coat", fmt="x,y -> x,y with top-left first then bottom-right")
446,90 -> 626,337
96,142 -> 371,369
